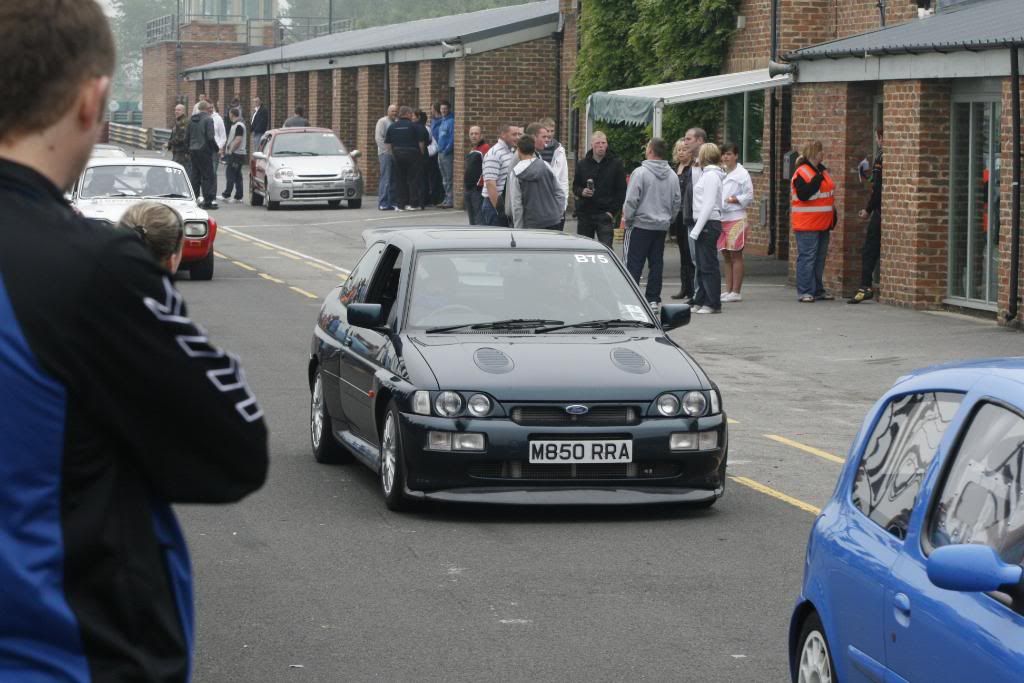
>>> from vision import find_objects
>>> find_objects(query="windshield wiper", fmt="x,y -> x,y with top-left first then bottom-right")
93,191 -> 136,198
148,193 -> 190,199
535,319 -> 657,333
426,318 -> 563,334
276,151 -> 317,156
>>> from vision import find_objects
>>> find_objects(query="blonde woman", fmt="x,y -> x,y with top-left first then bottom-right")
718,142 -> 753,302
688,142 -> 726,314
669,138 -> 695,301
117,202 -> 185,273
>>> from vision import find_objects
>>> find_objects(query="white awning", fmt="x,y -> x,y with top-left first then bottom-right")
586,68 -> 792,137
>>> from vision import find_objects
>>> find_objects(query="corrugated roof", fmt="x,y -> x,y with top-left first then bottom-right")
184,0 -> 558,73
787,0 -> 1024,61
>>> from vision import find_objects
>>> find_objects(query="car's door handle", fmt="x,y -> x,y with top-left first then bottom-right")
893,593 -> 910,614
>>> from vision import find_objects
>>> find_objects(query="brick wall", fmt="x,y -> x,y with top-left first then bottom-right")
559,0 -> 580,164
142,40 -> 247,129
417,61 -> 451,114
724,0 -> 771,72
836,0 -> 918,38
333,68 -> 359,151
286,71 -> 310,121
179,21 -> 245,43
881,80 -> 952,308
998,77 -> 1024,325
308,71 -> 332,128
389,62 -> 417,110
272,74 -> 288,128
357,65 -> 387,194
453,37 -> 560,209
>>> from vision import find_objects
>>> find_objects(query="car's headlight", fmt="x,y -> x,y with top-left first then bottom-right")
183,220 -> 207,237
656,393 -> 681,417
467,394 -> 491,417
412,390 -> 431,415
274,168 -> 294,180
681,391 -> 708,417
434,391 -> 463,417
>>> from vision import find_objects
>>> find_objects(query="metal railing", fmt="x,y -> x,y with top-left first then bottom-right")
108,123 -> 153,150
152,128 -> 172,150
145,14 -> 354,47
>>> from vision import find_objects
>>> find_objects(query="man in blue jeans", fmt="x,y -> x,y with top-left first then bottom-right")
434,102 -> 455,208
622,138 -> 681,307
375,104 -> 398,210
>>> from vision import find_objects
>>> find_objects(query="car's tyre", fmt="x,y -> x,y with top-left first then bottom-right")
189,251 -> 214,281
795,612 -> 837,683
348,198 -> 362,209
267,199 -> 280,211
327,200 -> 342,209
310,371 -> 352,464
379,402 -> 413,511
250,189 -> 263,206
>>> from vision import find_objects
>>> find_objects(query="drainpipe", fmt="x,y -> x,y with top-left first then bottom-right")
384,50 -> 391,103
554,12 -> 563,141
1007,44 -> 1021,322
768,0 -> 779,256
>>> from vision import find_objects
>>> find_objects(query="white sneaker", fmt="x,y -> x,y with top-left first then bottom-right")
648,302 -> 660,315
722,292 -> 742,302
693,306 -> 721,314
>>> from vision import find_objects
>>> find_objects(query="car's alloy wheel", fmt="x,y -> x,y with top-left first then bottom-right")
796,613 -> 835,683
310,371 -> 351,464
380,403 -> 411,511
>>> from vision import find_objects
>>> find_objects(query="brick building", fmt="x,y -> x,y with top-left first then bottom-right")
179,1 -> 564,202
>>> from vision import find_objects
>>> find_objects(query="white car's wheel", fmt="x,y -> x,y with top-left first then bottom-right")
380,403 -> 412,511
310,371 -> 351,464
796,613 -> 836,683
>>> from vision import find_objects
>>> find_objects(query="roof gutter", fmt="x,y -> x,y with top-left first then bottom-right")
787,39 -> 1024,62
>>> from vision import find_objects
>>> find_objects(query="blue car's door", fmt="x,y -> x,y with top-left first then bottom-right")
829,391 -> 965,683
884,392 -> 1024,681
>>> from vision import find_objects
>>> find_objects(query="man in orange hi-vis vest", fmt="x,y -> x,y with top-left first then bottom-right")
791,140 -> 836,303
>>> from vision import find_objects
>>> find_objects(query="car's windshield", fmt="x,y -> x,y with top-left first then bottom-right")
407,250 -> 652,330
271,132 -> 347,157
78,165 -> 193,199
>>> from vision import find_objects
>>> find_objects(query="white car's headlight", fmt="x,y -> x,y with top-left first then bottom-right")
183,221 -> 207,237
434,391 -> 463,417
656,393 -> 681,417
681,391 -> 708,417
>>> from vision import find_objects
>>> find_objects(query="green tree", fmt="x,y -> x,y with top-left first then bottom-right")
572,0 -> 740,168
110,0 -> 177,100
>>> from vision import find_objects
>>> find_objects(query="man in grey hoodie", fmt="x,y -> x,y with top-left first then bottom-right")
505,134 -> 565,230
622,138 -> 681,305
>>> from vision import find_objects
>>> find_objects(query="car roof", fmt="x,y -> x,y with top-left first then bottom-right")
362,226 -> 613,251
268,127 -> 336,135
84,156 -> 186,169
894,357 -> 1024,388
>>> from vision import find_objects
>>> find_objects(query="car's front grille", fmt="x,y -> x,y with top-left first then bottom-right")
467,461 -> 679,480
510,405 -> 641,427
295,173 -> 338,179
290,186 -> 358,198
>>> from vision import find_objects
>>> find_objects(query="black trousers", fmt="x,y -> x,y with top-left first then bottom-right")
392,147 -> 423,209
188,149 -> 216,204
577,212 -> 615,247
464,190 -> 483,224
624,227 -> 667,303
860,211 -> 882,288
672,217 -> 695,298
691,221 -> 722,310
222,156 -> 245,199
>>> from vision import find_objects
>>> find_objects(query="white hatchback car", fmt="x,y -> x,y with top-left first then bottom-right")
70,157 -> 218,280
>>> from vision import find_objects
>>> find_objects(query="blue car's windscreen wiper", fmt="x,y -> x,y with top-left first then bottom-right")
426,318 -> 564,333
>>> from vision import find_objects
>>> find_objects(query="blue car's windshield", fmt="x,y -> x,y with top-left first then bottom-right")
407,250 -> 651,330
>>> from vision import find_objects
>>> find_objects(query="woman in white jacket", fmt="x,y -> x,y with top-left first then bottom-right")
718,142 -> 754,302
688,143 -> 726,314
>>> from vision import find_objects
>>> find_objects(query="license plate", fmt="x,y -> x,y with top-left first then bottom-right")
306,182 -> 331,190
529,440 -> 632,464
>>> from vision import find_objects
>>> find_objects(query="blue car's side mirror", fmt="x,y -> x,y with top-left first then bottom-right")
660,303 -> 690,330
347,303 -> 385,330
927,544 -> 1023,593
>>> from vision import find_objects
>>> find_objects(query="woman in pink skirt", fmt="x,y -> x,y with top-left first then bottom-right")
718,142 -> 754,302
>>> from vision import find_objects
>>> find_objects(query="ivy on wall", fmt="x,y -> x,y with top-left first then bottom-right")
572,0 -> 741,169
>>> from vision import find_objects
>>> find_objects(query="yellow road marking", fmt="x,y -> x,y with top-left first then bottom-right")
232,260 -> 257,272
765,434 -> 845,464
290,286 -> 319,299
213,251 -> 227,259
255,243 -> 273,250
338,273 -> 349,280
230,233 -> 251,242
730,476 -> 821,515
259,273 -> 285,284
308,262 -> 334,272
728,418 -> 739,425
279,251 -> 301,260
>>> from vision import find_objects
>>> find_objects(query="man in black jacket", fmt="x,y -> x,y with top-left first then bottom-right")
185,100 -> 219,209
849,127 -> 883,304
250,95 -> 269,147
463,125 -> 489,224
572,131 -> 626,247
167,103 -> 190,170
0,3 -> 268,680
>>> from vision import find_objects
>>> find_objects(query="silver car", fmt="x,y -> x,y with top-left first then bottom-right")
250,128 -> 363,210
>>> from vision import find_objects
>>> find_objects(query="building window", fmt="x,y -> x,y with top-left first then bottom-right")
725,91 -> 764,168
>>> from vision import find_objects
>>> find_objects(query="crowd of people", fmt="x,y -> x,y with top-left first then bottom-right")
375,102 -> 455,212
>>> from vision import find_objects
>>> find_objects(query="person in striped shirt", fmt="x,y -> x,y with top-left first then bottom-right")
480,123 -> 522,227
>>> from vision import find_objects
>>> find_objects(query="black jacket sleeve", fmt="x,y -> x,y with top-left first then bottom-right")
865,154 -> 882,213
793,163 -> 826,202
70,235 -> 269,504
572,159 -> 588,199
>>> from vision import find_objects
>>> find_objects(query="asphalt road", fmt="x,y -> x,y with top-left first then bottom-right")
175,191 -> 1023,682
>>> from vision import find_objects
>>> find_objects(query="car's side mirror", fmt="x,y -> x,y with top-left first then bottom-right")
347,303 -> 386,330
350,149 -> 361,159
252,151 -> 267,160
927,544 -> 1023,593
660,303 -> 690,330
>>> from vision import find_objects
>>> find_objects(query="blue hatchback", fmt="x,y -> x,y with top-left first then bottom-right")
789,358 -> 1024,683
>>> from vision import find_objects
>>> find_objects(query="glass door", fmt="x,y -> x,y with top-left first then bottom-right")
948,99 -> 1001,307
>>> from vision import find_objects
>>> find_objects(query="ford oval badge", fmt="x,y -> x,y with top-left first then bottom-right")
565,404 -> 589,415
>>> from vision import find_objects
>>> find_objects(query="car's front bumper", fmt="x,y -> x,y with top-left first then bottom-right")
181,236 -> 213,264
269,178 -> 363,203
396,411 -> 728,504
